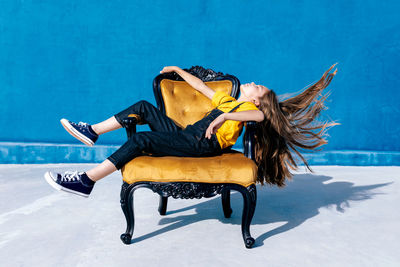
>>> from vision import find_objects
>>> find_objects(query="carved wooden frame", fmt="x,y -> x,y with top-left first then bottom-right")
119,66 -> 259,248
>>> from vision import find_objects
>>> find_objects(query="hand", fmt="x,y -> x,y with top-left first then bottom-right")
160,66 -> 180,74
205,114 -> 226,139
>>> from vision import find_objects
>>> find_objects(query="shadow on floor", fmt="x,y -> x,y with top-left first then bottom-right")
129,173 -> 392,247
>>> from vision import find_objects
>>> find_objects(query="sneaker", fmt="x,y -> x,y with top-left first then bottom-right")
60,119 -> 98,146
44,171 -> 95,198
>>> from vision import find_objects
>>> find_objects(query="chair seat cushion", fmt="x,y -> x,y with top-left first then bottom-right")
121,151 -> 258,187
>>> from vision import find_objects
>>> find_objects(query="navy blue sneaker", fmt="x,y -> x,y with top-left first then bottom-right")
60,118 -> 98,146
44,171 -> 95,198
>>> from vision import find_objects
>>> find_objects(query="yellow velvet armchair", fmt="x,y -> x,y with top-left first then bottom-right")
119,66 -> 258,248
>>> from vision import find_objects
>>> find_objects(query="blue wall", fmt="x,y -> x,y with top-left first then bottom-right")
0,1 -> 399,163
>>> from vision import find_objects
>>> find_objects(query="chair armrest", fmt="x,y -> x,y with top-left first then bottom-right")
121,117 -> 138,139
243,121 -> 257,162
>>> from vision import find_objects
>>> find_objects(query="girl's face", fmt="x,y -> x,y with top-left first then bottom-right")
240,82 -> 269,107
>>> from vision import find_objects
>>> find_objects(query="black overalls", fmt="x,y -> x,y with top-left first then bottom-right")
108,100 -> 244,170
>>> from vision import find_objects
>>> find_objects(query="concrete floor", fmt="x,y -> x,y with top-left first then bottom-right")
0,164 -> 399,267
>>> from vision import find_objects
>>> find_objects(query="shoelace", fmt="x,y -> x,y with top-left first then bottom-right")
77,122 -> 88,127
73,121 -> 96,136
61,171 -> 81,182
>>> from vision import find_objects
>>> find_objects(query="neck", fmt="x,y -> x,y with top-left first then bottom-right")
237,94 -> 248,102
237,94 -> 259,108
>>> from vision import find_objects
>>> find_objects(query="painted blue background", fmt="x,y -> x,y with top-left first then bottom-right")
0,0 -> 399,163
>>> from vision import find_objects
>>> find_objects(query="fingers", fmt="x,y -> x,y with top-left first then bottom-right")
205,126 -> 212,139
160,66 -> 177,74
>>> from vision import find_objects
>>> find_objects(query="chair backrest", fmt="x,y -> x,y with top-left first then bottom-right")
153,66 -> 240,128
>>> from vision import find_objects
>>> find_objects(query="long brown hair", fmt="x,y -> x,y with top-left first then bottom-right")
251,63 -> 340,187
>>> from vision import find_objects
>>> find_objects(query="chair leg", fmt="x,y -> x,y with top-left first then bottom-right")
221,188 -> 232,218
120,183 -> 134,244
158,196 -> 168,215
120,182 -> 151,245
236,184 -> 257,248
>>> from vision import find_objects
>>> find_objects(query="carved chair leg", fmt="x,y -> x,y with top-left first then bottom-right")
120,182 -> 152,245
221,188 -> 232,218
120,182 -> 134,244
158,196 -> 168,215
236,184 -> 257,248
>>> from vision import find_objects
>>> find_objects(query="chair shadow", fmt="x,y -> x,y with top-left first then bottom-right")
130,173 -> 392,247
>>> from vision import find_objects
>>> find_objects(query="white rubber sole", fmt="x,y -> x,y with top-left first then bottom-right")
44,171 -> 89,198
60,118 -> 94,147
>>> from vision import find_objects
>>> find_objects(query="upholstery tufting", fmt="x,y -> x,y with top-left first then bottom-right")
159,80 -> 233,128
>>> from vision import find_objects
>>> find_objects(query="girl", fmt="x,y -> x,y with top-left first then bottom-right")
44,64 -> 339,197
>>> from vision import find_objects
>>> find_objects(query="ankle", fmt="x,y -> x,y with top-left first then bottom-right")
82,172 -> 96,186
90,125 -> 101,135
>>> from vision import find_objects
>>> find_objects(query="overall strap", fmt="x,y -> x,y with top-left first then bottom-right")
228,102 -> 245,113
203,100 -> 234,118
203,100 -> 244,118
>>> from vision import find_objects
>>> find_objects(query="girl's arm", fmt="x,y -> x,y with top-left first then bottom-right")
204,110 -> 264,139
224,110 -> 265,122
160,66 -> 216,100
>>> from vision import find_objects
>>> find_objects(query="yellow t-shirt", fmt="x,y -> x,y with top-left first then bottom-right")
211,90 -> 259,149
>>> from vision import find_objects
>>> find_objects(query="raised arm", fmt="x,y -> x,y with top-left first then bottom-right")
160,66 -> 215,100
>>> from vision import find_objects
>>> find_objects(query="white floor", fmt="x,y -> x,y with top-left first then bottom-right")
0,164 -> 399,267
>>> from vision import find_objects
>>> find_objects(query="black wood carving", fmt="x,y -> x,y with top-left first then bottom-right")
120,181 -> 257,248
157,65 -> 224,82
150,182 -> 225,199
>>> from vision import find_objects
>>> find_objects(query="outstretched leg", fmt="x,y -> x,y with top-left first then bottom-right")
61,100 -> 182,146
85,99 -> 190,181
92,100 -> 183,135
45,127 -> 221,197
112,100 -> 183,133
86,159 -> 117,181
47,104 -> 222,197
91,116 -> 122,135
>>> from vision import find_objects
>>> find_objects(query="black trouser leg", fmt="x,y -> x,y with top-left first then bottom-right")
113,100 -> 182,133
108,103 -> 223,170
107,130 -> 221,170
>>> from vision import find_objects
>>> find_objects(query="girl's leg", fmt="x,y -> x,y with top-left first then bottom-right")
106,130 -> 221,171
85,101 -> 184,180
91,100 -> 182,135
44,129 -> 221,197
75,101 -> 186,181
113,100 -> 183,133
43,159 -> 117,197
91,116 -> 122,135
61,100 -> 182,146
47,101 -> 205,196
85,159 -> 117,181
